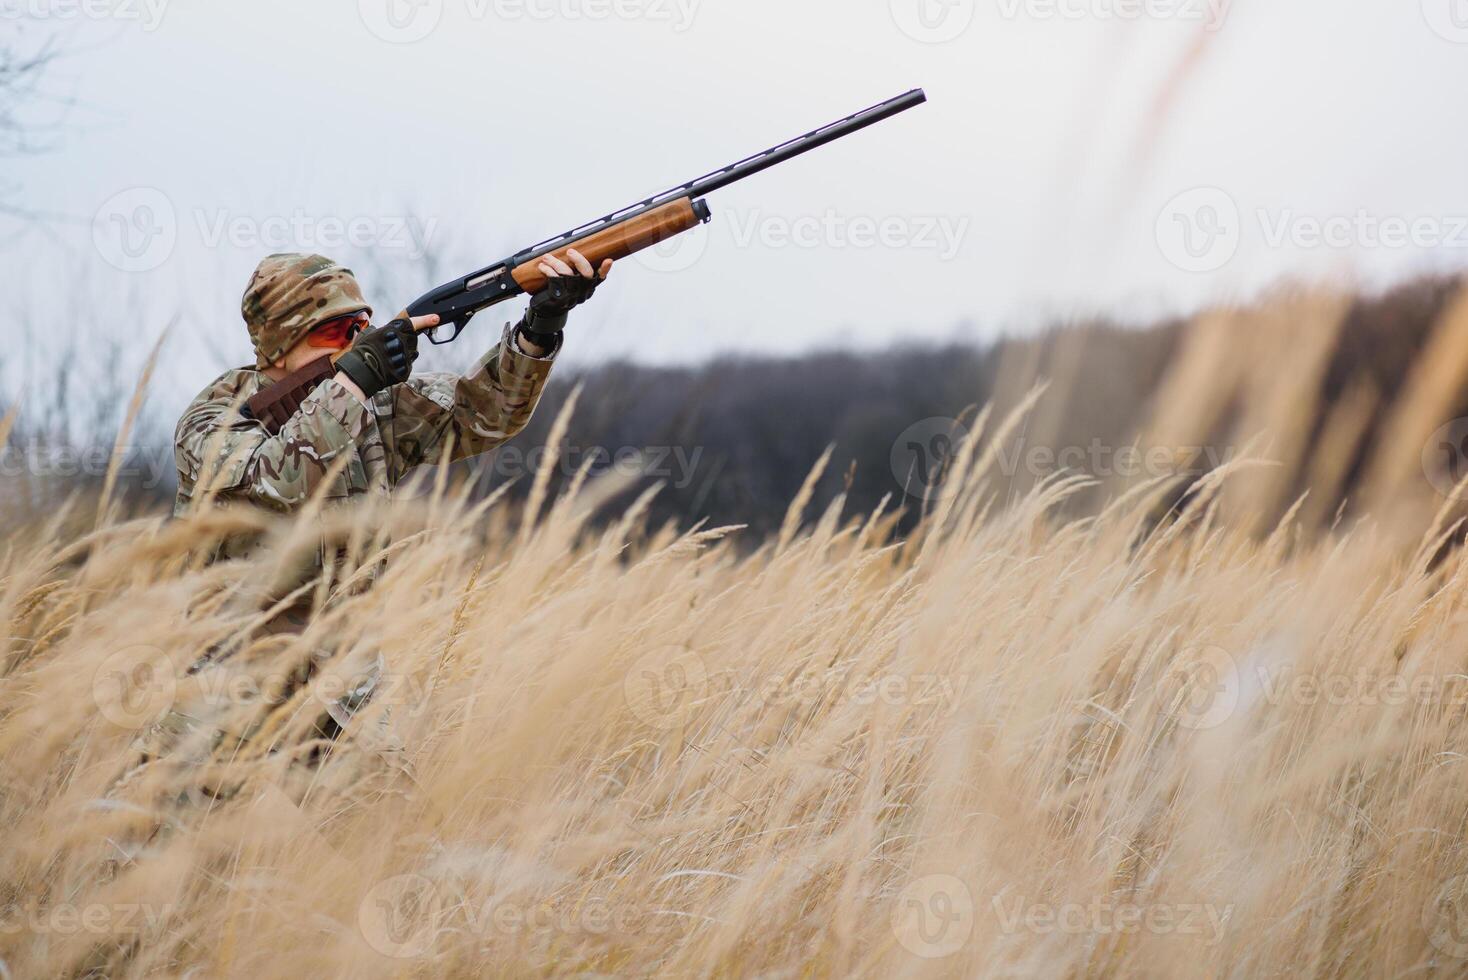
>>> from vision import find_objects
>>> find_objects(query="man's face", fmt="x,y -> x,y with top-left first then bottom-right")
272,310 -> 370,373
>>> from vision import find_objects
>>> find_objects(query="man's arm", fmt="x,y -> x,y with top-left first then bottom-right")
384,249 -> 610,470
176,377 -> 374,512
386,320 -> 559,469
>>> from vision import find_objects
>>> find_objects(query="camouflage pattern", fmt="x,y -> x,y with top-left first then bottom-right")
174,321 -> 558,527
243,253 -> 372,370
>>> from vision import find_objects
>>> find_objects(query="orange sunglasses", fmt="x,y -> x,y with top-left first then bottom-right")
306,310 -> 371,350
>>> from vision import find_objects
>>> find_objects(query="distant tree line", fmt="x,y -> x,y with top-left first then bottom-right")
4,275 -> 1465,542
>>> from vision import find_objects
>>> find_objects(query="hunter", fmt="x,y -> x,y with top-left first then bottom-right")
174,249 -> 610,525
134,250 -> 610,793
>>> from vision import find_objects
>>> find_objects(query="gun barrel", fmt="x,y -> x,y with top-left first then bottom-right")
689,88 -> 928,198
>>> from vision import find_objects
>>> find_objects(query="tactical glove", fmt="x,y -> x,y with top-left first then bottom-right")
518,270 -> 605,347
334,318 -> 419,398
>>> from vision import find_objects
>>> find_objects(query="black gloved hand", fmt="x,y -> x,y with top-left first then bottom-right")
334,318 -> 419,398
518,269 -> 605,346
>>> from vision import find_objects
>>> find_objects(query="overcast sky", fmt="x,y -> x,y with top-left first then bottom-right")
4,0 -> 1468,418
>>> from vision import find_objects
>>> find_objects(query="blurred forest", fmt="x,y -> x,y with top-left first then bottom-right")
4,273 -> 1466,541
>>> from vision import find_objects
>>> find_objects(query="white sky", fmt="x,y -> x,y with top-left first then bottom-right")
4,0 -> 1468,421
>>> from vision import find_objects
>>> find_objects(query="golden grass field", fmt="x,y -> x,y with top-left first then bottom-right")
5,291 -> 1468,977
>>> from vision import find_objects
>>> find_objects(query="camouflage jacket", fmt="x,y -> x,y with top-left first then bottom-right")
174,322 -> 556,518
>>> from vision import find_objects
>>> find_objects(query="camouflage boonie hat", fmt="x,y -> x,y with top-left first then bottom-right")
243,253 -> 372,369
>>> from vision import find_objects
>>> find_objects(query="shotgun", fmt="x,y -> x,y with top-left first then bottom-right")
404,88 -> 928,344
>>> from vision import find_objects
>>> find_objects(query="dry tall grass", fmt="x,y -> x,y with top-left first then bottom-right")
5,295 -> 1468,978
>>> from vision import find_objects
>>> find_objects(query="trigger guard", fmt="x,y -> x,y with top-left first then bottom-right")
427,315 -> 469,345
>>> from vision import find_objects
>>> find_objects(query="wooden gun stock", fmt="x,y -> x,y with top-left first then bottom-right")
509,197 -> 709,293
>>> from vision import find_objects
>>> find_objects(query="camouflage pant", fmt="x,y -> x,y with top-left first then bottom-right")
128,604 -> 403,806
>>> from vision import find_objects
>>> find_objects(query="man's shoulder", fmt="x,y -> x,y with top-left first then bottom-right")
176,366 -> 264,437
185,366 -> 263,410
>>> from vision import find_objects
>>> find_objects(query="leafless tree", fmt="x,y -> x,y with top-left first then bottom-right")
0,22 -> 63,216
